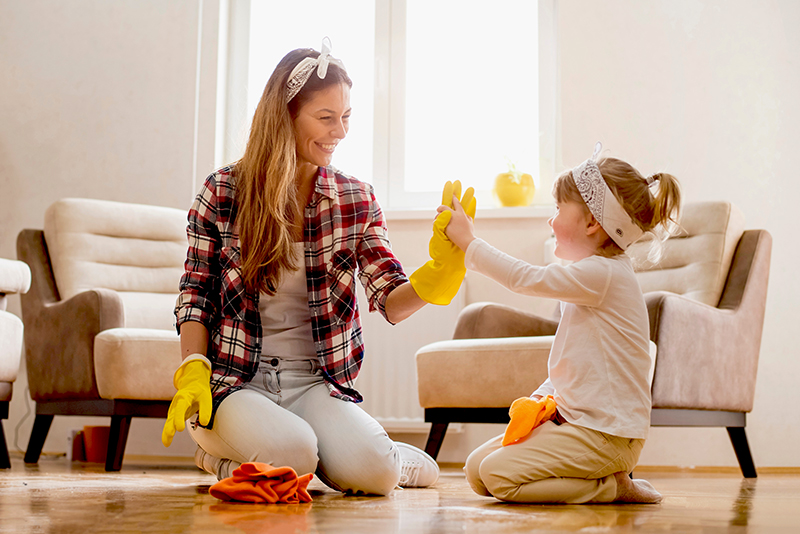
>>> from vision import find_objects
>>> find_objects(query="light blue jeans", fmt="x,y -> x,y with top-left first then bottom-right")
189,356 -> 401,495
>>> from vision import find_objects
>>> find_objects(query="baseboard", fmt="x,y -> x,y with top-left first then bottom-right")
634,465 -> 800,475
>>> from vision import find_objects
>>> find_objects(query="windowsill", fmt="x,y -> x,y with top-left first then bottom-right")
385,204 -> 555,221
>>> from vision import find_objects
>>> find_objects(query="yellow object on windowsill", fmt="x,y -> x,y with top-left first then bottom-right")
493,160 -> 535,207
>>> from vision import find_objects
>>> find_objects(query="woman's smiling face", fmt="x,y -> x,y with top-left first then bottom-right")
292,82 -> 351,169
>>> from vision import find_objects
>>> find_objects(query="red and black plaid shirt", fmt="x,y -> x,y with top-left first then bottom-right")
175,165 -> 407,426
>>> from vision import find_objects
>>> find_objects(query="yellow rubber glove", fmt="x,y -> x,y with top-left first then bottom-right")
161,356 -> 213,447
502,395 -> 557,446
409,180 -> 477,305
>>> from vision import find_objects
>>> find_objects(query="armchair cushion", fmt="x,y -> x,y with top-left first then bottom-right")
416,336 -> 552,408
94,328 -> 181,400
44,198 -> 186,330
417,337 -> 657,410
629,201 -> 744,307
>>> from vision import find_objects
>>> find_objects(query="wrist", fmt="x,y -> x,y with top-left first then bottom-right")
456,236 -> 476,252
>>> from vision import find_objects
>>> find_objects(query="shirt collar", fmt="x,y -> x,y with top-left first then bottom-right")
314,165 -> 337,200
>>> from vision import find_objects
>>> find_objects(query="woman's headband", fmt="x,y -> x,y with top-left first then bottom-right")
571,142 -> 643,251
286,37 -> 346,103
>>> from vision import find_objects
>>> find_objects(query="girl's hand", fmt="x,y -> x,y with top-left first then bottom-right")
438,195 -> 476,251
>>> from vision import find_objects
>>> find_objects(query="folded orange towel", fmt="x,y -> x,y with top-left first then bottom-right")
209,462 -> 314,504
502,395 -> 557,446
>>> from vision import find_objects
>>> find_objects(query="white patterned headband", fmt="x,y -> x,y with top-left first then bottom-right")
286,37 -> 346,103
571,142 -> 644,250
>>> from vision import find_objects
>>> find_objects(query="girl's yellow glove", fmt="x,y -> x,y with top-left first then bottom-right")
502,395 -> 557,446
409,181 -> 477,305
161,356 -> 212,447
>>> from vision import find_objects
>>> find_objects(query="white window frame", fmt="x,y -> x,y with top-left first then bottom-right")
216,0 -> 558,214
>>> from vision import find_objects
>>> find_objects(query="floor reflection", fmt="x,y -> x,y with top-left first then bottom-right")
204,502 -> 315,534
730,478 -> 757,527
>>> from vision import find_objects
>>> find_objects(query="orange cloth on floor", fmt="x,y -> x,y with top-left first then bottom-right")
502,395 -> 558,446
209,462 -> 314,504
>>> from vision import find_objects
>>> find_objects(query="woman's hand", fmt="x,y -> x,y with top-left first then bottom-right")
438,195 -> 476,252
162,356 -> 212,447
408,181 -> 476,306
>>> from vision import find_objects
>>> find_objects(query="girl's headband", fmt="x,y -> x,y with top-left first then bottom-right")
286,37 -> 346,103
571,142 -> 643,251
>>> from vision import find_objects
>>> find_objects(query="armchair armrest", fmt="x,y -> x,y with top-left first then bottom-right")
25,288 -> 124,401
416,336 -> 553,409
453,302 -> 559,340
647,230 -> 770,413
0,258 -> 31,296
18,228 -> 124,400
647,290 -> 761,412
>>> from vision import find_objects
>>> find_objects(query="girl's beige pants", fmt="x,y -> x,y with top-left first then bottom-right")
465,420 -> 645,503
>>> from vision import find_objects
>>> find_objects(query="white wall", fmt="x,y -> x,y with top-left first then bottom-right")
2,0 -> 799,469
0,0 -> 220,458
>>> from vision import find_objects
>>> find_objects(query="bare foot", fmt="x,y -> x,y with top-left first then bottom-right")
613,472 -> 663,503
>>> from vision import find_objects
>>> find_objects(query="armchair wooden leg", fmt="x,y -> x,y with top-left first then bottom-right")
106,415 -> 132,472
0,419 -> 10,469
24,414 -> 54,464
424,422 -> 449,460
727,427 -> 757,478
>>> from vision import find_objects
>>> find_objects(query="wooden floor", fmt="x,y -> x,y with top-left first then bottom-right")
2,454 -> 800,533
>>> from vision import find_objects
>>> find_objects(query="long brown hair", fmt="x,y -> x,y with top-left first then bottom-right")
235,48 -> 352,295
553,157 -> 682,259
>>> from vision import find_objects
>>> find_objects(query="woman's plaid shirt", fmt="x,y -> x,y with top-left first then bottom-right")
174,165 -> 408,425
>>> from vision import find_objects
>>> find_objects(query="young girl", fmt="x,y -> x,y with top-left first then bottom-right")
440,143 -> 681,504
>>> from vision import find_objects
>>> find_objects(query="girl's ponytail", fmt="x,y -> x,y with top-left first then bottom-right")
647,172 -> 682,234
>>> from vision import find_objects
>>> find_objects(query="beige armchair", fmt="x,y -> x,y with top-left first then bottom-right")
17,198 -> 185,470
416,202 -> 770,478
0,258 -> 31,468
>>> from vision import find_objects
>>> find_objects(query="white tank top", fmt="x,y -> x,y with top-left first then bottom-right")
258,243 -> 317,360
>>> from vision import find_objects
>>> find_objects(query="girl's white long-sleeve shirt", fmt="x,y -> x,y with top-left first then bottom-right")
465,238 -> 653,439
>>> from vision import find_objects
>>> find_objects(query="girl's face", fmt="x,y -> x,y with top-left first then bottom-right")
547,200 -> 599,261
292,82 -> 351,170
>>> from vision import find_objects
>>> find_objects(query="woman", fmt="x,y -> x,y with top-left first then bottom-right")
161,39 -> 469,495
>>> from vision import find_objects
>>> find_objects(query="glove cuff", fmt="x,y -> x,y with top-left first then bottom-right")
173,353 -> 212,389
178,353 -> 212,372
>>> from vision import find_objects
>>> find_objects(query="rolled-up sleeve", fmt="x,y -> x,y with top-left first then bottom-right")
356,191 -> 408,320
174,175 -> 222,332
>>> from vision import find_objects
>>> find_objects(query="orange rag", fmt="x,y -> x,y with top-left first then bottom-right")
502,395 -> 557,446
209,462 -> 314,504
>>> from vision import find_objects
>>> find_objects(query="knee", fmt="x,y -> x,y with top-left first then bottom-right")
320,439 -> 400,496
358,461 -> 401,496
464,449 -> 491,496
252,424 -> 319,476
347,444 -> 401,496
284,445 -> 319,478
478,455 -> 519,501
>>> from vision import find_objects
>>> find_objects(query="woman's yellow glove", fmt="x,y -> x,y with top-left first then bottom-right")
409,180 -> 477,305
161,356 -> 213,447
502,395 -> 557,446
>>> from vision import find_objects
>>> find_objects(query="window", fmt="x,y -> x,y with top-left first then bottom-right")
232,0 -> 553,211
246,0 -> 376,184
